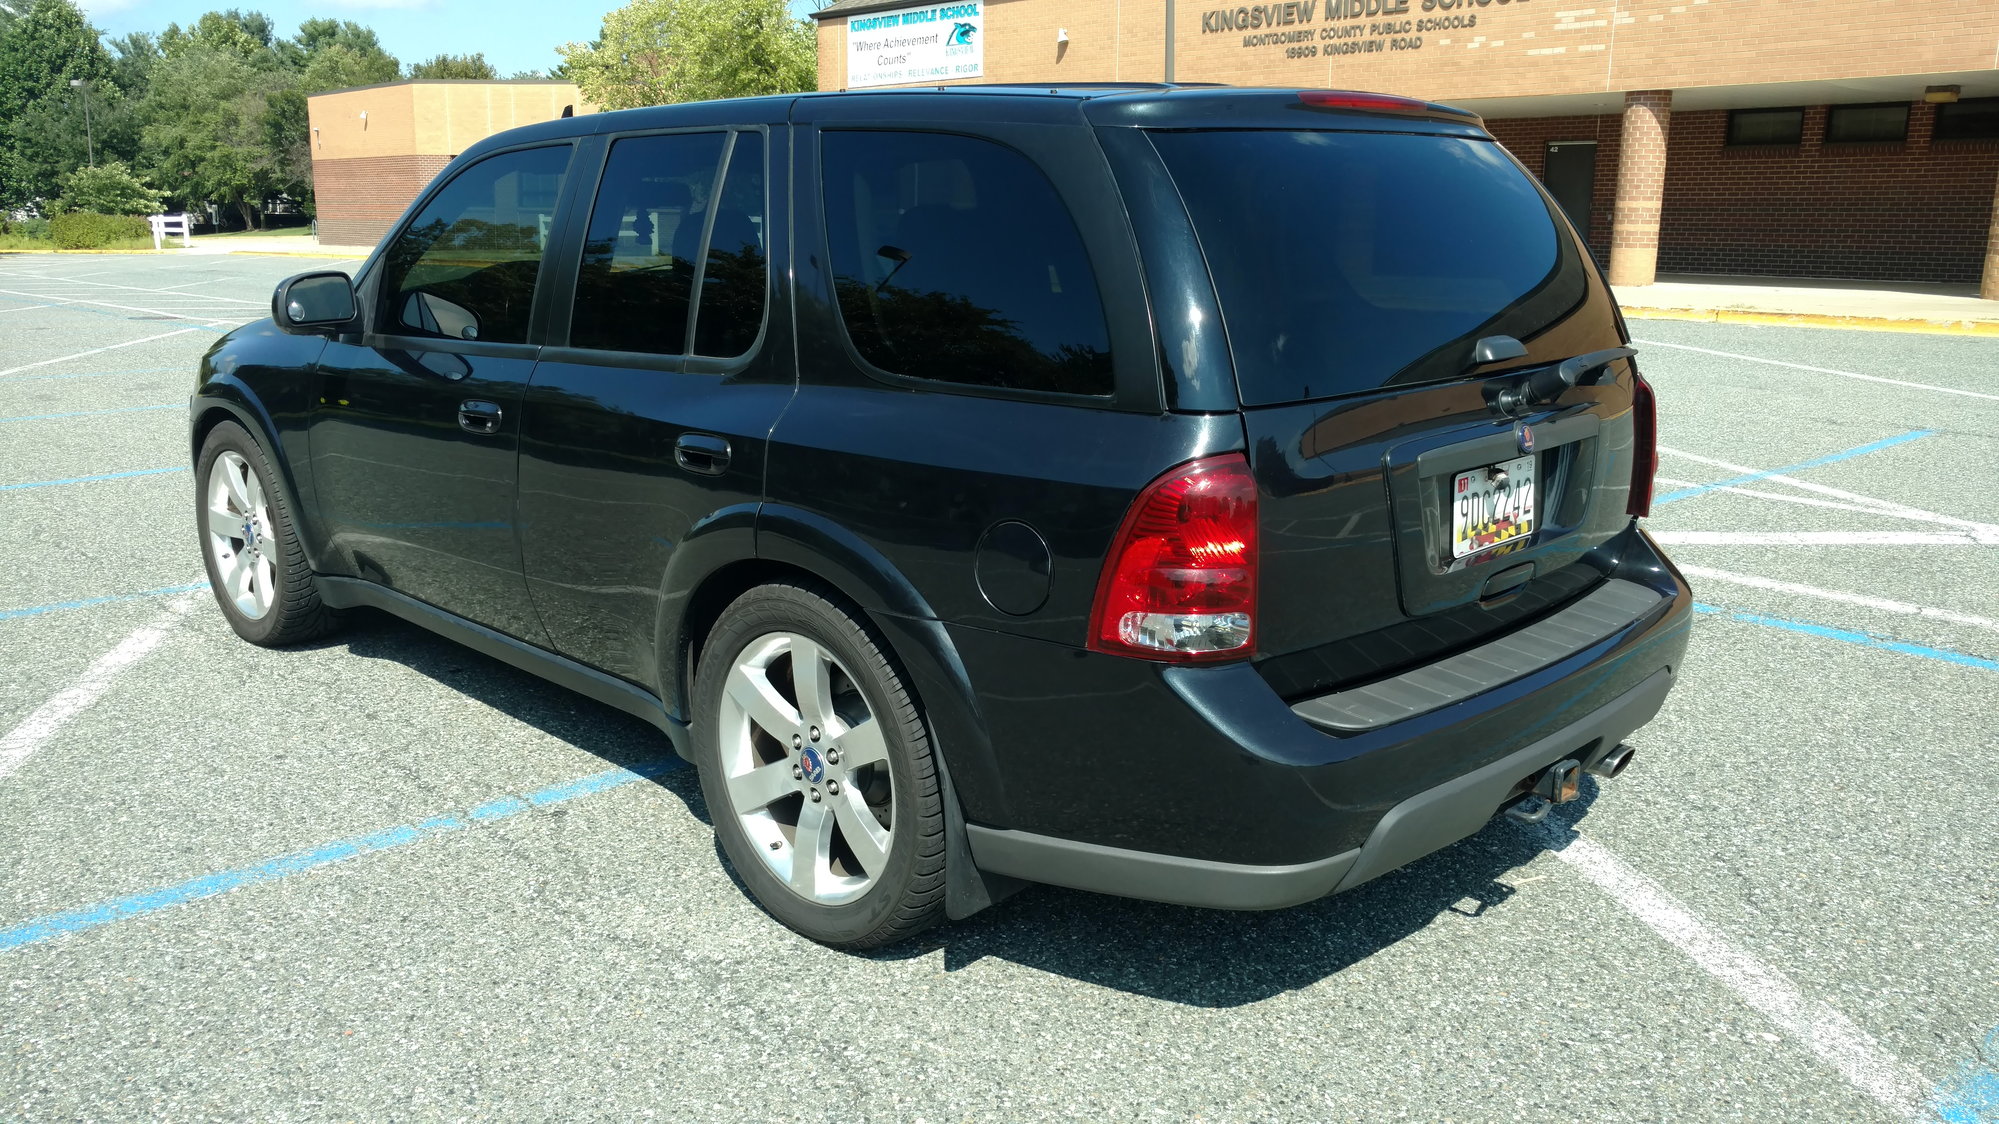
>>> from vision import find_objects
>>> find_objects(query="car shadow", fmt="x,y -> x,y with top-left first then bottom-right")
328,606 -> 1606,1009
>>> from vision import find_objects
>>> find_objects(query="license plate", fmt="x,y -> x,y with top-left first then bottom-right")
1451,455 -> 1537,560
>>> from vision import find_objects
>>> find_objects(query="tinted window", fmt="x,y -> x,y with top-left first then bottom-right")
693,131 -> 768,358
1935,98 -> 1999,141
571,132 -> 727,355
1826,103 -> 1908,143
1727,108 -> 1805,145
822,131 -> 1112,396
1153,129 -> 1595,405
382,145 -> 570,345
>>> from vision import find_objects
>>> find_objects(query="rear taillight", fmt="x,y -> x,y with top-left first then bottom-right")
1089,454 -> 1257,663
1628,372 -> 1658,518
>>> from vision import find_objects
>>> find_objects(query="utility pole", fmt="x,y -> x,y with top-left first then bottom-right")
69,78 -> 93,167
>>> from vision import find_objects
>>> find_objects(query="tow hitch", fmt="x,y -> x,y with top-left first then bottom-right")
1504,758 -> 1584,824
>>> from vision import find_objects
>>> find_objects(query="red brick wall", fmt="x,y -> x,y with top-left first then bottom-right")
1494,102 -> 1999,284
311,154 -> 452,249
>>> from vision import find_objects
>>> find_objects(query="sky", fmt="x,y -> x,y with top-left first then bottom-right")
78,0 -> 817,79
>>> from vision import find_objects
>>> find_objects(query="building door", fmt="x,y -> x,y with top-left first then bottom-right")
1543,141 -> 1597,239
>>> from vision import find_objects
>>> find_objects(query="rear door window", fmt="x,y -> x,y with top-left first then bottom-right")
570,132 -> 728,356
380,145 -> 571,345
821,130 -> 1113,397
692,131 -> 768,358
1151,130 -> 1603,405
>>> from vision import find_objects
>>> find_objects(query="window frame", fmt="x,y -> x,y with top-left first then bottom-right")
1824,102 -> 1910,144
364,140 -> 581,355
1934,97 -> 1999,142
540,124 -> 775,376
1725,107 -> 1807,147
808,124 -> 1137,408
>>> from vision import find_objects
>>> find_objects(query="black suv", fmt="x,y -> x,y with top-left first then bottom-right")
191,85 -> 1691,948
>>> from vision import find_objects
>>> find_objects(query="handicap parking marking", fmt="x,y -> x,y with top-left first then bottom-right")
1636,337 -> 1999,403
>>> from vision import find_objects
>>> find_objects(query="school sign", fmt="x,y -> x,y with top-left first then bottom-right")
845,1 -> 984,89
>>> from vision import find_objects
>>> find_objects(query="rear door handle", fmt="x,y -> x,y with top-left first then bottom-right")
458,400 -> 502,435
674,433 -> 731,476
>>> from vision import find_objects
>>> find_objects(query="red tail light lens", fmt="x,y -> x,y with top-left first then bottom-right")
1628,371 -> 1658,518
1089,454 -> 1257,663
1297,91 -> 1429,113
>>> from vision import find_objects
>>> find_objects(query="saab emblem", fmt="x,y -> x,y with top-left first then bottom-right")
800,746 -> 826,785
1516,424 -> 1536,455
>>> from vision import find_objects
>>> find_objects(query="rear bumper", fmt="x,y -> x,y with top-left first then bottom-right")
951,525 -> 1692,908
968,666 -> 1672,909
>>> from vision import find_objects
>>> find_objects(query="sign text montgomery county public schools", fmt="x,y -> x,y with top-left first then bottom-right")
846,0 -> 984,88
1200,0 -> 1530,58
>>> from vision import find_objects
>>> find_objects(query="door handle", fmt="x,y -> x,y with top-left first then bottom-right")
674,433 -> 731,476
458,400 -> 502,435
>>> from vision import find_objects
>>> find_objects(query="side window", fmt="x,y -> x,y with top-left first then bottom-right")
692,132 -> 768,358
571,132 -> 727,355
381,145 -> 571,345
821,131 -> 1113,396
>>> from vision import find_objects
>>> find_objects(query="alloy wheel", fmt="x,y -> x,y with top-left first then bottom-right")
203,450 -> 277,620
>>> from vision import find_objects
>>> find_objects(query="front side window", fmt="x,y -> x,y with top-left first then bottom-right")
821,131 -> 1113,396
570,132 -> 728,355
381,145 -> 571,345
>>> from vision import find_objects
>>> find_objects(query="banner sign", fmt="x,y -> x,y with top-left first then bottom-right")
846,1 -> 984,89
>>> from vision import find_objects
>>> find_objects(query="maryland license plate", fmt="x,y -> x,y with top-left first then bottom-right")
1451,455 -> 1537,560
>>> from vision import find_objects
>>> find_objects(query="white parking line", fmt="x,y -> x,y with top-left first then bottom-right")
1676,564 -> 1999,633
1552,833 -> 1930,1120
1636,338 -> 1999,403
1652,530 -> 1992,546
0,598 -> 197,782
1655,475 -> 1999,539
3,275 -> 265,306
0,288 -> 240,328
1658,447 -> 1999,537
0,328 -> 198,377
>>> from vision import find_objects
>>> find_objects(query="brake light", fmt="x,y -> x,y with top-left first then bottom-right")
1089,454 -> 1257,663
1296,91 -> 1473,119
1628,372 -> 1658,518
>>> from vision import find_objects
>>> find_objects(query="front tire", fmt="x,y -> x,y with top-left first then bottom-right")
195,420 -> 340,647
693,581 -> 946,948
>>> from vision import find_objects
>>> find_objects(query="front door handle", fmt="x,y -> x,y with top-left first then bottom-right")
674,433 -> 731,476
458,400 -> 502,435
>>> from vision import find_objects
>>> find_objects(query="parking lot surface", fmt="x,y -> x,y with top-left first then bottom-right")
2,253 -> 1995,1122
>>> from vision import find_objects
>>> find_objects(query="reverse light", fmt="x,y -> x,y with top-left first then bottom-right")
1628,371 -> 1658,518
1089,454 -> 1258,662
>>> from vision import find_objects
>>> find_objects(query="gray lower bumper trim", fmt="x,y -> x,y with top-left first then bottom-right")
966,666 -> 1674,911
1291,578 -> 1666,732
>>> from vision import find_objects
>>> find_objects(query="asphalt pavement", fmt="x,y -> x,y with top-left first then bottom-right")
1,253 -> 1994,1122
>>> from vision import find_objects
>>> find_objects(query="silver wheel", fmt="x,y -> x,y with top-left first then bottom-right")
203,450 -> 277,620
718,631 -> 895,906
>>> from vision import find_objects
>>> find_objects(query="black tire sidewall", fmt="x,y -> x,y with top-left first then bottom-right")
194,420 -> 318,646
693,584 -> 943,948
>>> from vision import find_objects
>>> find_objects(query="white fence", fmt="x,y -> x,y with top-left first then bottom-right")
147,212 -> 192,250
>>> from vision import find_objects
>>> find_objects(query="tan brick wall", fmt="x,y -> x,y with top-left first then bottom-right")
818,0 -> 1999,100
1609,89 -> 1670,285
310,154 -> 453,248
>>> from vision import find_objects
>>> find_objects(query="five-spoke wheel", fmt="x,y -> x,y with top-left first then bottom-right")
194,421 -> 339,647
204,449 -> 278,620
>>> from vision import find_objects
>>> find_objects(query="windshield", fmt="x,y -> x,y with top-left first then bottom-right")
1150,129 -> 1603,406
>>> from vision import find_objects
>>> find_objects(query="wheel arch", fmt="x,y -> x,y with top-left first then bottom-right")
189,387 -> 328,573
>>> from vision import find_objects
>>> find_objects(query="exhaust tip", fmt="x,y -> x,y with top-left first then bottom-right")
1589,744 -> 1635,779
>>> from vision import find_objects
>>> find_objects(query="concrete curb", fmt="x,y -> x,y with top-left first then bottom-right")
1623,306 -> 1999,337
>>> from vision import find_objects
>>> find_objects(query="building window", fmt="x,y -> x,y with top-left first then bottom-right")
1934,98 -> 1999,141
1726,108 -> 1805,146
1825,103 -> 1909,143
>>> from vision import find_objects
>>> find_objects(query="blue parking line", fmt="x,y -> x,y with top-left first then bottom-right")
0,403 -> 182,424
1693,602 -> 1999,673
5,366 -> 185,383
0,466 -> 187,492
0,581 -> 210,622
1653,429 -> 1935,506
1928,1025 -> 1999,1124
0,759 -> 684,954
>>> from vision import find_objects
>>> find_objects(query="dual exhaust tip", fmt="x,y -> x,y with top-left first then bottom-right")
1504,744 -> 1636,824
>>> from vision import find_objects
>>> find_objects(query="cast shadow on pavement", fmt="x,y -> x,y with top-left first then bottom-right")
335,607 -> 1602,1009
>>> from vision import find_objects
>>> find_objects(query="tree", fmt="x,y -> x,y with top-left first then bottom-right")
55,159 -> 161,213
0,0 -> 111,207
139,42 -> 287,227
285,18 -> 396,93
556,0 -> 813,111
408,52 -> 496,79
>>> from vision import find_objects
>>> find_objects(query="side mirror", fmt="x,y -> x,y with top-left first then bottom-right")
273,271 -> 357,335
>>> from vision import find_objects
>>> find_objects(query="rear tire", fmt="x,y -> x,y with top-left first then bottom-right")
693,581 -> 946,948
195,420 -> 340,647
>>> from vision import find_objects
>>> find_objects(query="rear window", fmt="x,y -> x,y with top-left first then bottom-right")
1151,130 -> 1597,405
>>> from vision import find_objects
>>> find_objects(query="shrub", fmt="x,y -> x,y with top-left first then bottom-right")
1,217 -> 52,238
54,162 -> 165,218
50,212 -> 153,249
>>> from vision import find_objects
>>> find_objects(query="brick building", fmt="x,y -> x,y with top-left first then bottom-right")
306,81 -> 588,248
811,0 -> 1999,292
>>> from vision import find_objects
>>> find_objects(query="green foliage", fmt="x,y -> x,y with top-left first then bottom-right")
139,42 -> 290,225
289,18 -> 397,93
2,216 -> 51,236
54,159 -> 161,214
0,0 -> 111,207
49,210 -> 149,248
557,0 -> 815,111
409,52 -> 497,79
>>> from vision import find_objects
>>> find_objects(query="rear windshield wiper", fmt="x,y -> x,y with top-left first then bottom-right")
1486,344 -> 1637,416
